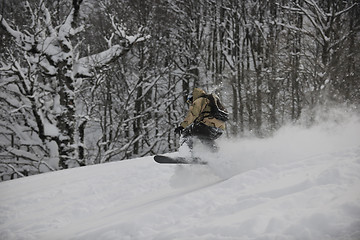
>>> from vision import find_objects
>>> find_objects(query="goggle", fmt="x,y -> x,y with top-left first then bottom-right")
186,96 -> 193,104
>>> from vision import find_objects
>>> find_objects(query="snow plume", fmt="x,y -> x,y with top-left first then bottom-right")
207,105 -> 360,179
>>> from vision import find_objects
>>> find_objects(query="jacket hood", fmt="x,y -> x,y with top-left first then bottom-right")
192,88 -> 206,101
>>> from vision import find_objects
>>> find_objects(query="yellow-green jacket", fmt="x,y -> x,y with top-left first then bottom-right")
180,88 -> 226,130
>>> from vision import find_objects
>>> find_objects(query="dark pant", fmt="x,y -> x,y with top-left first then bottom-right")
182,122 -> 223,152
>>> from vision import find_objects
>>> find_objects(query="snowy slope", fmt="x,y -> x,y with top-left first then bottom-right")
1,112 -> 360,240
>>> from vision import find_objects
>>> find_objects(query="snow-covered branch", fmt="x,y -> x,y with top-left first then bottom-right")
109,15 -> 150,45
332,3 -> 357,18
282,0 -> 357,46
0,15 -> 33,51
303,0 -> 326,23
295,3 -> 329,43
75,22 -> 150,77
0,163 -> 25,178
39,2 -> 56,37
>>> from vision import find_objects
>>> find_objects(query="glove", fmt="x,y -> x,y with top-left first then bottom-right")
174,126 -> 184,135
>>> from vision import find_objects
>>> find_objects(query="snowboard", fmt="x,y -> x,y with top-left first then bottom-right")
154,155 -> 207,165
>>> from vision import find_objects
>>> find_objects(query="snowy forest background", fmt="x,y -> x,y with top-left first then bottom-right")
0,0 -> 359,181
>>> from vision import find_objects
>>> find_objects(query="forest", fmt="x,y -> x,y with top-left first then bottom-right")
0,0 -> 359,180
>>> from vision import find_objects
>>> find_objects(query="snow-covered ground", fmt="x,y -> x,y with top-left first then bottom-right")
1,109 -> 360,240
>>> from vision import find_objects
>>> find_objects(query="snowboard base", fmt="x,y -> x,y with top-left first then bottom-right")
154,155 -> 207,165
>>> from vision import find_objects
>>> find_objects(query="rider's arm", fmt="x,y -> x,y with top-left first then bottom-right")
180,98 -> 207,128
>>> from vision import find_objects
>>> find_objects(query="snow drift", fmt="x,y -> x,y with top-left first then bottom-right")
0,107 -> 360,240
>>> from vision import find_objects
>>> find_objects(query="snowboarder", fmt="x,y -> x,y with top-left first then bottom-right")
174,88 -> 227,152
